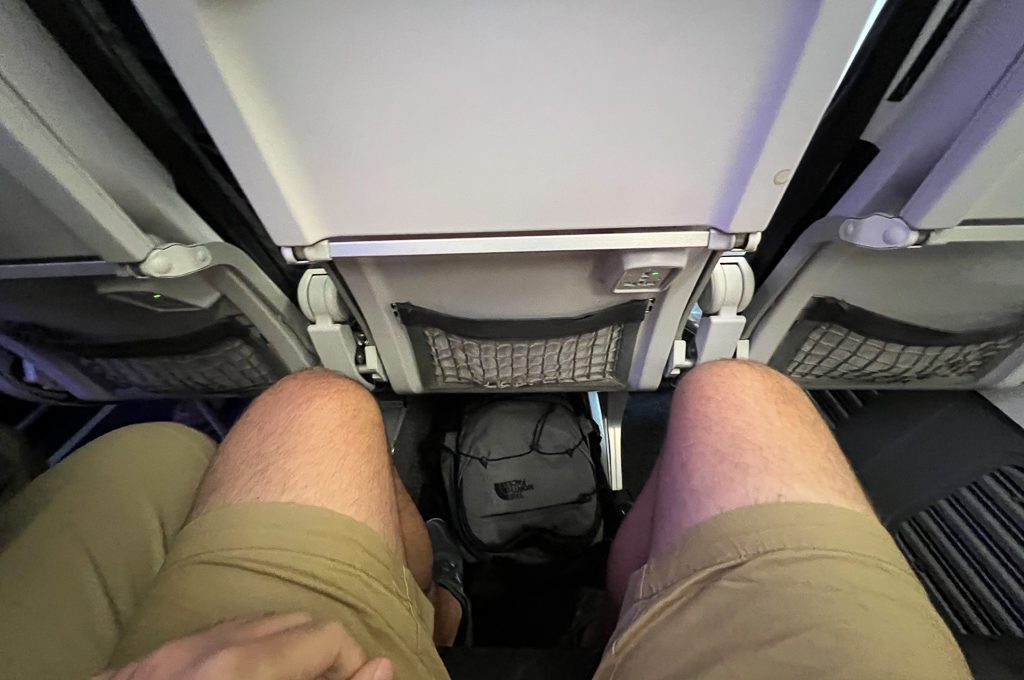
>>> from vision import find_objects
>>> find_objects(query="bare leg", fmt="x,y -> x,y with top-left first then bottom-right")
607,360 -> 872,610
391,470 -> 462,646
191,369 -> 461,645
605,460 -> 656,609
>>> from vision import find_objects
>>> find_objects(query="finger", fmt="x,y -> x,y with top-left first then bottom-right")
220,612 -> 316,643
348,657 -> 394,680
198,620 -> 368,680
179,612 -> 316,656
101,615 -> 321,680
89,660 -> 138,680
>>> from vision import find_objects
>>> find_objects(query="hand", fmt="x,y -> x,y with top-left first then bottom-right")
90,613 -> 393,680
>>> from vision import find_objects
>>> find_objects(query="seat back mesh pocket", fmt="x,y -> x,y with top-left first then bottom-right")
771,298 -> 1024,386
2,321 -> 284,397
78,335 -> 281,394
396,301 -> 648,390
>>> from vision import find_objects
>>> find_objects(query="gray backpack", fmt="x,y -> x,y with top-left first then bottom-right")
442,398 -> 602,564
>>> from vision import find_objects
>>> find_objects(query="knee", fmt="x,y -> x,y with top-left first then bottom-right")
271,368 -> 372,397
262,369 -> 379,418
669,360 -> 811,425
219,369 -> 386,468
677,359 -> 797,397
242,370 -> 382,437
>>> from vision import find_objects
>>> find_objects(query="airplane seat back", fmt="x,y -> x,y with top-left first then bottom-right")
0,0 -> 315,402
745,0 -> 1024,390
132,0 -> 880,394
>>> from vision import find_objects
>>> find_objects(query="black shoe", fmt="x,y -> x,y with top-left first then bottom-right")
427,518 -> 473,645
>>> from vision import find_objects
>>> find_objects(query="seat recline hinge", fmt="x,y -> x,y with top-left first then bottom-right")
692,255 -> 754,364
298,268 -> 384,387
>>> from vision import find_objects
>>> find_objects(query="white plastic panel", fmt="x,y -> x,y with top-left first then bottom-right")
746,1 -> 1024,391
0,71 -> 153,263
907,96 -> 1024,230
0,0 -> 220,261
134,0 -> 875,246
0,166 -> 93,260
836,0 -> 1024,225
0,0 -> 307,270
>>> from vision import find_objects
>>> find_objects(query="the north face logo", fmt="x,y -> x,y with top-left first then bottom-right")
493,479 -> 535,501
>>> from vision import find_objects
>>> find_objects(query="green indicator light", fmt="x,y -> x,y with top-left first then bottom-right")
152,293 -> 162,299
651,271 -> 660,277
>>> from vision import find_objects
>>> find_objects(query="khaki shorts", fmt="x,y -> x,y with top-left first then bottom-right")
0,424 -> 969,679
595,502 -> 971,679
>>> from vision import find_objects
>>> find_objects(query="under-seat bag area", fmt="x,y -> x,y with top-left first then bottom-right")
442,399 -> 601,564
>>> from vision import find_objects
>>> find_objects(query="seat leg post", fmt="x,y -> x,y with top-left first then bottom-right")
589,391 -> 627,491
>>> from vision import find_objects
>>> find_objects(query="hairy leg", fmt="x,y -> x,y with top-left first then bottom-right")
605,460 -> 656,609
192,369 -> 460,644
607,360 -> 872,609
392,470 -> 462,645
